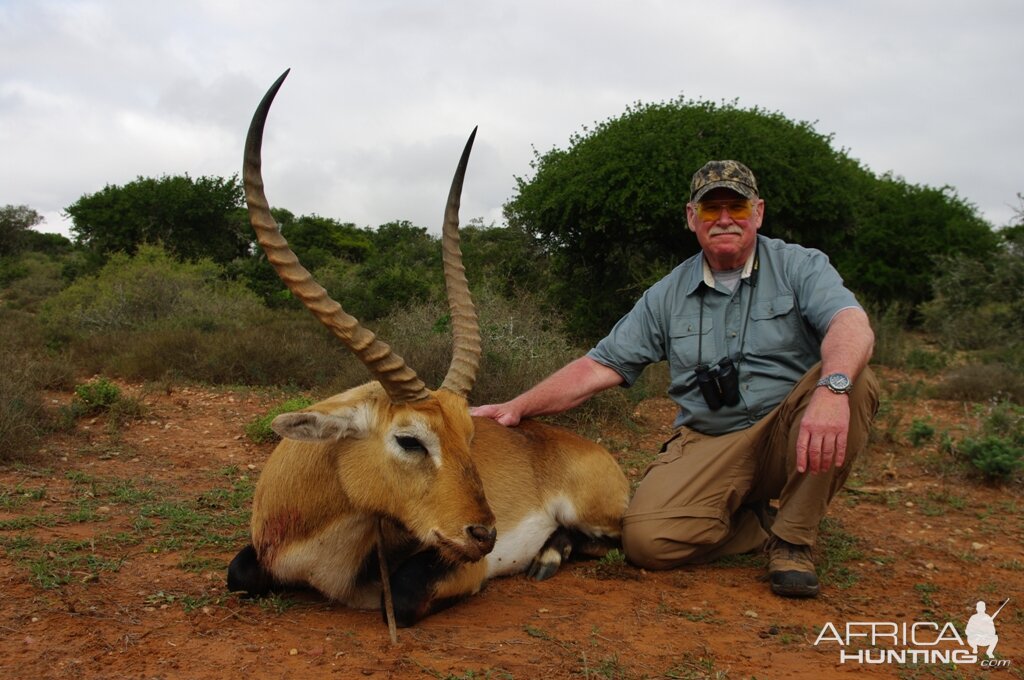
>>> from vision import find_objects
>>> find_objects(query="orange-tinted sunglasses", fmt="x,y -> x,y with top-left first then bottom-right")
695,200 -> 754,222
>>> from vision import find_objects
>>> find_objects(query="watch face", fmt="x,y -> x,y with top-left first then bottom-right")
828,374 -> 851,392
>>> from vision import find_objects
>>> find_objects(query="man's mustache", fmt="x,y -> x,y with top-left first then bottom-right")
708,226 -> 744,237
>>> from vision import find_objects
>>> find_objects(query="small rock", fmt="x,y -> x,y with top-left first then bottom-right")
289,648 -> 299,656
744,610 -> 758,618
972,542 -> 986,551
925,562 -> 935,570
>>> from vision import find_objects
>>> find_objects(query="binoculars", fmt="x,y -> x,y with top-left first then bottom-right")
694,358 -> 741,410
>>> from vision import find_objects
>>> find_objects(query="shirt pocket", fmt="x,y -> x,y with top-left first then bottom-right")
746,293 -> 802,354
668,314 -> 713,373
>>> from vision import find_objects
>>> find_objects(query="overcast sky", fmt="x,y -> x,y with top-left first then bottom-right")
2,0 -> 1022,240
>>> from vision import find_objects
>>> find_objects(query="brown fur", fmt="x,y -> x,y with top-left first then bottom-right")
244,381 -> 629,615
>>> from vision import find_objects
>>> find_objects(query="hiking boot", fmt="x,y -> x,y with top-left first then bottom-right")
766,535 -> 819,598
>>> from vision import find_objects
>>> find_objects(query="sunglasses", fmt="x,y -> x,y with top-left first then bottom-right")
695,200 -> 754,222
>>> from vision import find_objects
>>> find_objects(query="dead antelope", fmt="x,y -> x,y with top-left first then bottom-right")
227,71 -> 630,627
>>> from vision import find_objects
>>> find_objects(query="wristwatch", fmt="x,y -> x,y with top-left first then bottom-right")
817,373 -> 853,394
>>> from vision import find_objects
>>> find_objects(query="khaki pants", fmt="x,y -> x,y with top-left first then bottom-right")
622,364 -> 879,570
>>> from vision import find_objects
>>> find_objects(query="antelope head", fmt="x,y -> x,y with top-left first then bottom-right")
242,70 -> 494,562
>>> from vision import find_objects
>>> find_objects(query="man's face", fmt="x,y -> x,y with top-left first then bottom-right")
686,188 -> 764,270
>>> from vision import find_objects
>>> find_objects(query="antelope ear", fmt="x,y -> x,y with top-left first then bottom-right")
272,407 -> 370,442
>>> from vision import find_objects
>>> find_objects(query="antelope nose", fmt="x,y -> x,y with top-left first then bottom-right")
466,524 -> 497,553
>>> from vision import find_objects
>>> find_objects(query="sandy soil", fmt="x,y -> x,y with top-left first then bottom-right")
0,369 -> 1021,679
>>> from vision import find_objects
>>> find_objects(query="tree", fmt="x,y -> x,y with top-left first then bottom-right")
65,174 -> 250,265
460,220 -> 554,299
505,99 -> 867,340
836,175 -> 998,309
233,211 -> 375,308
0,205 -> 44,256
505,98 -> 998,341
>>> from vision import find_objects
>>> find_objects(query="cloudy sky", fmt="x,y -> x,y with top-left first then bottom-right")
2,0 -> 1022,239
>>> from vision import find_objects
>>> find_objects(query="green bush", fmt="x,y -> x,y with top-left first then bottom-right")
39,245 -> 361,388
906,419 -> 936,447
903,347 -> 948,374
0,309 -> 75,459
0,252 -> 67,312
373,287 -> 645,430
73,377 -> 122,414
245,397 -> 316,443
0,354 -> 47,459
372,288 -> 577,405
958,436 -> 1023,481
932,363 -> 1024,405
921,236 -> 1024,352
66,377 -> 144,425
42,245 -> 264,338
951,402 -> 1024,482
867,302 -> 908,368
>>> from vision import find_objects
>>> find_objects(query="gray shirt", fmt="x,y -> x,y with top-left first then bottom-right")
587,235 -> 861,435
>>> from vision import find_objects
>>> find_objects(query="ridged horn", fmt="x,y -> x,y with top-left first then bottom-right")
243,69 -> 430,403
439,128 -> 481,397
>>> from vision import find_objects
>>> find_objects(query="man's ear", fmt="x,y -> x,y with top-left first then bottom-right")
684,203 -> 699,233
751,198 -> 766,229
272,406 -> 371,442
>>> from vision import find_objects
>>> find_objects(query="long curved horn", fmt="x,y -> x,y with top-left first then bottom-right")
243,70 -> 430,403
439,129 -> 481,397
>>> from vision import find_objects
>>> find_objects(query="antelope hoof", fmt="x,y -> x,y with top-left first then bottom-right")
526,529 -> 574,581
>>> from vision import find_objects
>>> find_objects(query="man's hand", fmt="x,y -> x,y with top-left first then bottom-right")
796,389 -> 851,474
470,403 -> 522,427
470,357 -> 623,429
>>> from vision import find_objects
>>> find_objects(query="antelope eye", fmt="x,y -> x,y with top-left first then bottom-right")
395,436 -> 428,454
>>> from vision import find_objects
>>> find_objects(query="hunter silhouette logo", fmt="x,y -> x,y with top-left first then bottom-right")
966,599 -> 1007,659
814,596 -> 1012,667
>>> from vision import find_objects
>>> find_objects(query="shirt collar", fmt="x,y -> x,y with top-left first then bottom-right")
692,245 -> 758,292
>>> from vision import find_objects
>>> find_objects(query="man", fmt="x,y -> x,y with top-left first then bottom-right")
473,160 -> 879,598
966,601 -> 1000,658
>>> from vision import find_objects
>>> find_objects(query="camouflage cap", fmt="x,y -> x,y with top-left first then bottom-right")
690,160 -> 759,202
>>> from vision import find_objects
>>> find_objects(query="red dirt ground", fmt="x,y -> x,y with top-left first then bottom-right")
1,368 -> 1021,679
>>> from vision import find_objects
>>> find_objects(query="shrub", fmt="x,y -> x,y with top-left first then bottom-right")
66,377 -> 144,425
903,347 -> 948,374
0,252 -> 67,312
369,287 -> 577,407
906,419 -> 936,447
931,363 -> 1024,405
73,377 -> 122,415
921,244 -> 1024,352
372,287 -> 646,431
245,397 -> 317,443
867,302 -> 909,368
39,245 -> 360,387
950,402 -> 1024,482
0,309 -> 74,459
0,354 -> 47,459
41,244 -> 264,338
958,436 -> 1023,481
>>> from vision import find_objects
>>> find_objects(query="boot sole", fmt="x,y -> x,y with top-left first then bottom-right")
770,581 -> 820,598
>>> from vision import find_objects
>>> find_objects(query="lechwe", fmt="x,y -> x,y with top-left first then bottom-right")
227,71 -> 629,627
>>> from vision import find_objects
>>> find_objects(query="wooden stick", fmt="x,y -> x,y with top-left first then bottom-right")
376,517 -> 399,644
